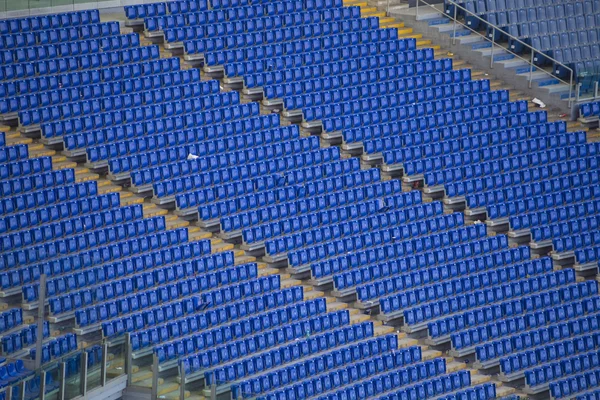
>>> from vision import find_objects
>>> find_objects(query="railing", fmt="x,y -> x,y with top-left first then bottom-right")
0,338 -> 123,400
390,0 -> 577,107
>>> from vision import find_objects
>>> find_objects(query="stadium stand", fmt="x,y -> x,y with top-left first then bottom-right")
0,0 -> 598,399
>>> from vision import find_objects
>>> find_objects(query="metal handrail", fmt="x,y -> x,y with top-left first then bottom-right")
409,0 -> 575,106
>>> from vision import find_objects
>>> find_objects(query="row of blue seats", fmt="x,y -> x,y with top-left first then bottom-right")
43,94 -> 248,140
0,181 -> 100,222
398,138 -> 594,180
76,273 -> 274,328
232,335 -> 404,399
0,22 -> 121,51
0,156 -> 51,181
126,114 -> 277,185
335,240 -> 526,293
228,180 -> 402,237
20,80 -> 219,127
78,293 -> 203,330
446,164 -> 599,198
346,116 -> 563,149
382,128 -> 579,167
226,38 -> 416,78
305,225 -> 494,276
125,0 -> 208,20
452,305 -> 600,351
364,255 -> 548,305
157,147 -> 341,203
532,30 -> 600,54
192,154 -> 346,220
488,187 -> 599,220
129,286 -> 305,351
2,216 -> 167,264
198,321 -> 374,385
263,200 -> 438,257
403,269 -> 583,325
241,177 -> 413,244
0,309 -> 22,334
247,187 -> 414,242
307,86 -> 507,124
254,358 -> 453,400
219,177 -> 396,233
55,261 -> 255,314
264,58 -> 454,100
0,10 -> 100,35
0,56 -> 180,102
0,190 -> 117,236
316,86 -> 500,132
154,297 -> 331,365
29,334 -> 77,365
428,279 -> 597,340
467,173 -> 597,209
532,214 -> 600,243
81,110 -> 273,159
0,169 -> 75,199
481,5 -> 598,32
102,285 -> 301,339
249,350 -> 444,399
170,154 -> 360,210
510,198 -> 600,231
0,145 -> 28,165
244,46 -> 434,91
144,0 -> 344,31
132,294 -> 316,352
31,240 -> 212,300
478,318 -> 600,364
0,360 -> 32,390
582,100 -> 600,117
325,105 -> 544,137
500,334 -> 600,375
377,382 -> 495,400
0,45 -> 161,83
372,113 -> 552,161
0,226 -> 194,276
1,203 -> 142,249
0,34 -> 140,66
165,7 -> 362,43
44,250 -> 232,313
117,135 -> 318,188
91,124 -> 294,168
379,258 -> 553,314
313,232 -> 508,284
184,21 -> 381,56
308,361 -> 461,400
205,28 -> 400,67
1,322 -> 49,355
552,369 -> 600,399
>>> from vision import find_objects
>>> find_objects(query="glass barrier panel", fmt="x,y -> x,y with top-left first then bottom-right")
43,364 -> 60,400
63,354 -> 83,399
106,340 -> 126,381
86,345 -> 102,392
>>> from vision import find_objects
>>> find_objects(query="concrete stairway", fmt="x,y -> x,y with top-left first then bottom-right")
386,3 -> 576,116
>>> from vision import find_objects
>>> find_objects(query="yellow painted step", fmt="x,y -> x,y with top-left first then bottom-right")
6,137 -> 32,145
469,372 -> 492,385
422,349 -> 443,360
373,325 -> 395,336
382,22 -> 405,29
212,241 -> 234,252
303,290 -> 325,300
189,230 -> 212,241
359,6 -> 378,13
396,27 -> 413,35
342,0 -> 367,5
397,336 -> 419,348
416,39 -> 431,46
363,11 -> 387,17
378,17 -> 396,24
0,125 -> 11,132
143,204 -> 169,217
